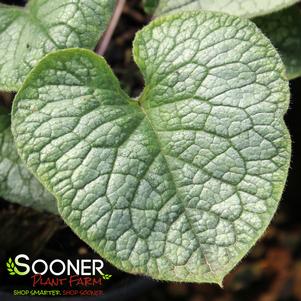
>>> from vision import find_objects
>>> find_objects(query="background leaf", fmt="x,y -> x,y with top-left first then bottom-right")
0,106 -> 57,214
143,0 -> 159,14
153,0 -> 300,18
0,0 -> 116,91
12,11 -> 291,283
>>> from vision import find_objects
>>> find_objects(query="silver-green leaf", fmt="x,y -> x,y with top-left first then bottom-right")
12,12 -> 291,283
254,5 -> 301,80
154,0 -> 300,18
0,106 -> 57,214
0,0 -> 116,92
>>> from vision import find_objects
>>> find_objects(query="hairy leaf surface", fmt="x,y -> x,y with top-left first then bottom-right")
0,106 -> 57,214
154,0 -> 300,17
255,6 -> 301,80
12,12 -> 291,283
0,0 -> 116,91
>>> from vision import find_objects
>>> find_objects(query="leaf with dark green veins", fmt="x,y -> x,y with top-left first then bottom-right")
12,12 -> 291,283
0,106 -> 57,214
143,0 -> 159,14
154,0 -> 300,17
254,6 -> 301,80
0,0 -> 116,92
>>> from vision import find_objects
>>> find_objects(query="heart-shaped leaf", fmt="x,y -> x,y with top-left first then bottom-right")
254,5 -> 301,80
0,106 -> 57,214
0,0 -> 116,91
12,12 -> 291,283
153,0 -> 300,18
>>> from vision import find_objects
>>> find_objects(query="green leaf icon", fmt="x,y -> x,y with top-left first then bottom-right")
102,274 -> 112,280
6,258 -> 16,276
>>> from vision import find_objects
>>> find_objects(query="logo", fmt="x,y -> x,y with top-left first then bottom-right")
5,254 -> 112,297
6,254 -> 111,280
6,257 -> 25,276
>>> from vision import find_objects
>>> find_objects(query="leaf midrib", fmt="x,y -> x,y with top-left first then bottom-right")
138,101 -> 220,280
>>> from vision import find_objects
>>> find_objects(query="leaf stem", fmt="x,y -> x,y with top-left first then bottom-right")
95,0 -> 126,56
